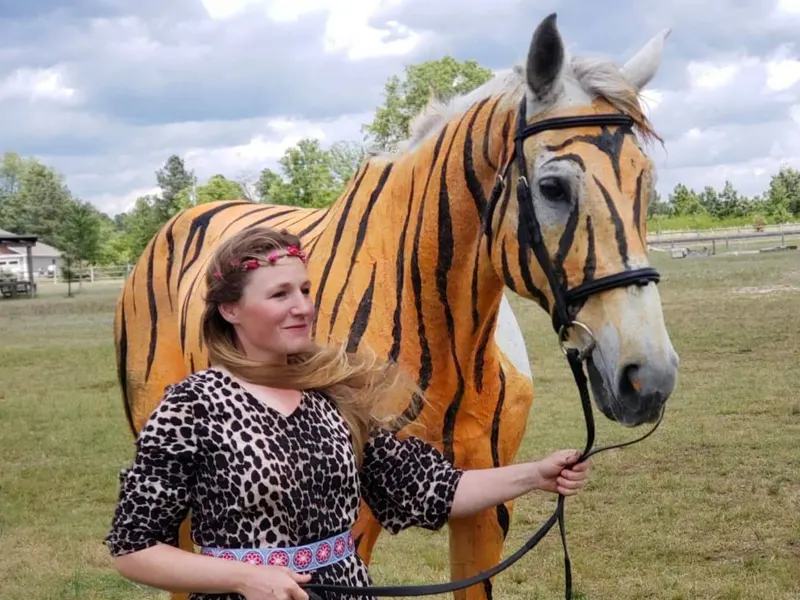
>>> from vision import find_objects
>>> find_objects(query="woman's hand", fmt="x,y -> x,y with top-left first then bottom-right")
236,565 -> 312,600
534,449 -> 592,496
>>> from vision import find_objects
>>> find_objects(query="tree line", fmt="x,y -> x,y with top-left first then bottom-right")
1,56 -> 798,269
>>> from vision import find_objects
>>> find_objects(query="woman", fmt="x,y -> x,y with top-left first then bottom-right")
106,226 -> 591,600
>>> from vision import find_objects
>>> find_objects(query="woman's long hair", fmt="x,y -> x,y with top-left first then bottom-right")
201,226 -> 424,467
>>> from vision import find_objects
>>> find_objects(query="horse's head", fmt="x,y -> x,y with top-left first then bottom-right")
489,14 -> 679,427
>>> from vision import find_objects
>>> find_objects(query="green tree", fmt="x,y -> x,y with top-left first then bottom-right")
95,216 -> 130,265
0,159 -> 72,248
155,155 -> 195,221
256,168 -> 285,205
0,151 -> 26,201
120,195 -> 162,261
647,189 -> 671,217
61,200 -> 102,294
669,184 -> 704,217
328,141 -> 366,188
766,166 -> 800,219
174,174 -> 246,209
257,139 -> 350,208
697,186 -> 721,217
363,56 -> 494,152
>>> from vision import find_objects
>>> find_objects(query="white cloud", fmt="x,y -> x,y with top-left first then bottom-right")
765,46 -> 800,91
200,0 -> 422,59
85,186 -> 161,216
201,0 -> 258,20
640,88 -> 664,116
687,60 -> 746,90
776,0 -> 800,14
3,0 -> 800,217
0,67 -> 78,103
180,111 -> 370,178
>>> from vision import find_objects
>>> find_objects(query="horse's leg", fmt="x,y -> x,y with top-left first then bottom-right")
447,370 -> 533,600
352,502 -> 384,563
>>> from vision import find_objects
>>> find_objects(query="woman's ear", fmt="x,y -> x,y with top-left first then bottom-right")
218,301 -> 240,324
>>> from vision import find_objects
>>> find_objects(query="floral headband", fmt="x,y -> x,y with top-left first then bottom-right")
213,245 -> 306,280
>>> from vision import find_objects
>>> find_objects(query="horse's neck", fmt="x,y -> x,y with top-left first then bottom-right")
325,95 -> 516,372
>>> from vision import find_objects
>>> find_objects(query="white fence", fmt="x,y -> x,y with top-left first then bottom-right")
647,221 -> 800,242
35,264 -> 132,284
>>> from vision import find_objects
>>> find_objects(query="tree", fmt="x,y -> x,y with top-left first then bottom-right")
232,168 -> 260,202
0,151 -> 26,201
669,184 -> 704,216
647,189 -> 671,217
155,155 -> 195,221
766,166 -> 800,219
697,186 -> 721,217
328,141 -> 366,188
256,169 -> 285,205
174,174 -> 246,209
61,200 -> 102,295
257,139 -> 352,208
95,215 -> 130,265
120,195 -> 162,262
363,56 -> 494,152
0,159 -> 72,248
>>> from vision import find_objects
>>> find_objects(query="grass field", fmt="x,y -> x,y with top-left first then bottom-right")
1,250 -> 798,600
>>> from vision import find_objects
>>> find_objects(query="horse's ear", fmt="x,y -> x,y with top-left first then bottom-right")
621,28 -> 671,90
525,13 -> 565,103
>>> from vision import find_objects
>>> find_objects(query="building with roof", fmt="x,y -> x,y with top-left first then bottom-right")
0,228 -> 64,278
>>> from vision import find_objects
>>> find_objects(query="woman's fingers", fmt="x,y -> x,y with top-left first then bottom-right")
559,468 -> 588,481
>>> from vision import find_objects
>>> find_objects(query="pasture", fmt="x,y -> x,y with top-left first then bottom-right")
1,250 -> 798,600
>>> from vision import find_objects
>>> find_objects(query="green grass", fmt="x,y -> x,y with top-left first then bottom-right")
1,253 -> 799,600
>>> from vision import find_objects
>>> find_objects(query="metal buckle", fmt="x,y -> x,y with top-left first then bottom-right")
558,320 -> 596,361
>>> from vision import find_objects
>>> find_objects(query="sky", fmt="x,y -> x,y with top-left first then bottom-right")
1,0 -> 800,216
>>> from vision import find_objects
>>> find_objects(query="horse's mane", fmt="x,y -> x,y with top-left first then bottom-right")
369,51 -> 661,159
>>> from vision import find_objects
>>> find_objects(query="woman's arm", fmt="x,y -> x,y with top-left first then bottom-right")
114,544 -> 311,599
449,450 -> 590,518
114,544 -> 251,594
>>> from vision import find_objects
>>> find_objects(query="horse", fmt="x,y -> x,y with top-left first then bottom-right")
113,13 -> 679,600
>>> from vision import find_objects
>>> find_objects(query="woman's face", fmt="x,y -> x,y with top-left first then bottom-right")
219,255 -> 316,363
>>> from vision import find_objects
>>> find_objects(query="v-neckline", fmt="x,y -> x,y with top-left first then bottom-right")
212,366 -> 306,420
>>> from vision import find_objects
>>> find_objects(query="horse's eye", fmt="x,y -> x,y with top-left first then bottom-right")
538,177 -> 569,203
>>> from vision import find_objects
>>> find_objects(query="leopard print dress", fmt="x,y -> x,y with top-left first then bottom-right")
105,367 -> 463,600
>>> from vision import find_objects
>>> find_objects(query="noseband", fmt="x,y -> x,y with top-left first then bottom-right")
304,99 -> 665,600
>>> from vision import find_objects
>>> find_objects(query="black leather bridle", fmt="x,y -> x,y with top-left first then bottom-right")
304,98 -> 665,600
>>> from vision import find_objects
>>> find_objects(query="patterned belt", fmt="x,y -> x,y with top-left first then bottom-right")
200,530 -> 355,572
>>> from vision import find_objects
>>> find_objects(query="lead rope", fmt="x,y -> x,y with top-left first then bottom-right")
303,99 -> 664,599
302,346 -> 663,600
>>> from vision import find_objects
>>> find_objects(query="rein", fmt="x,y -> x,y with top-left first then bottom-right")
304,99 -> 664,600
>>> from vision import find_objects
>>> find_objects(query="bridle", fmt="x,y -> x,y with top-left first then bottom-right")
304,98 -> 665,600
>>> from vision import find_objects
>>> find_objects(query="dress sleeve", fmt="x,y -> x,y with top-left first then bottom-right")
105,383 -> 198,557
359,428 -> 463,535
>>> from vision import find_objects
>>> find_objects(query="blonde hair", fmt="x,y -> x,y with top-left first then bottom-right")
201,226 -> 423,467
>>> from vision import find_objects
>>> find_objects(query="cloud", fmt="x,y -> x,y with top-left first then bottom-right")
0,0 -> 799,216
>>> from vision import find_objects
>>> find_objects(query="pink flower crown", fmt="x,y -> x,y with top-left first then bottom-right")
213,245 -> 306,280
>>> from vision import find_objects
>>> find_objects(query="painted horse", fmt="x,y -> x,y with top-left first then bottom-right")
113,13 -> 679,600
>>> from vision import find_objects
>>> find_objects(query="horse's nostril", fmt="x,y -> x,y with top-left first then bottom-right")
620,364 -> 642,396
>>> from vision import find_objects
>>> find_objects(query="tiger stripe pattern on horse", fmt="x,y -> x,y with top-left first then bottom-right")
113,14 -> 678,600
